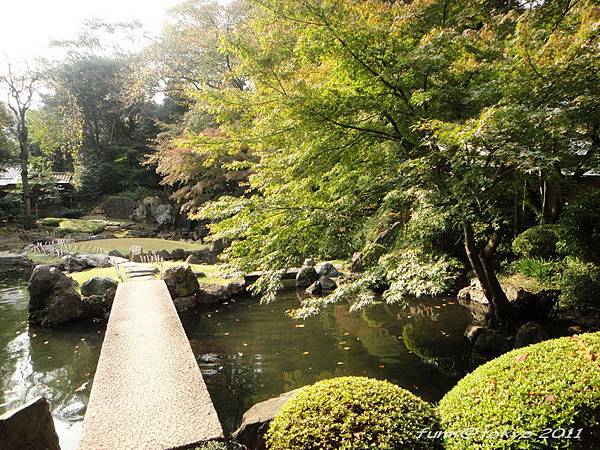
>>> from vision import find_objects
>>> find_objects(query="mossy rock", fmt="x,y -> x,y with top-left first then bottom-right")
36,218 -> 106,234
266,376 -> 442,450
438,332 -> 600,449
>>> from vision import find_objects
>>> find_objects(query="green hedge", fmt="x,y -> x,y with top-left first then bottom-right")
266,376 -> 442,450
439,332 -> 600,449
512,225 -> 560,260
559,258 -> 600,309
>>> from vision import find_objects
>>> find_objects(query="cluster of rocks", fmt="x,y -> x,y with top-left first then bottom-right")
28,265 -> 117,326
457,278 -> 587,357
62,253 -> 113,273
128,239 -> 229,265
162,265 -> 245,312
101,195 -> 175,228
296,259 -> 341,296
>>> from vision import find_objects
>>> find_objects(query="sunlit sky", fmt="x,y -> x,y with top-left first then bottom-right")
0,0 -> 227,68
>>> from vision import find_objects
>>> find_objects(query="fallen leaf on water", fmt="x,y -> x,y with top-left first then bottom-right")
343,347 -> 351,351
44,341 -> 49,345
379,364 -> 385,368
337,361 -> 344,365
515,353 -> 528,363
295,324 -> 305,328
75,381 -> 89,392
303,352 -> 310,355
224,332 -> 230,336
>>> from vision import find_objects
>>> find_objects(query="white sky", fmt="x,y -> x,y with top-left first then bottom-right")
0,0 -> 180,65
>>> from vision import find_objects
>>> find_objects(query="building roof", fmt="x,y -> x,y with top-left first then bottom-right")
0,165 -> 73,187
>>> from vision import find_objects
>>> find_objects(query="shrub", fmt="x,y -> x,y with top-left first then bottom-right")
512,258 -> 560,283
35,218 -> 107,234
0,192 -> 23,220
438,332 -> 600,449
559,191 -> 600,263
512,225 -> 560,260
266,377 -> 442,450
59,208 -> 84,219
559,257 -> 600,309
16,215 -> 37,229
37,217 -> 63,227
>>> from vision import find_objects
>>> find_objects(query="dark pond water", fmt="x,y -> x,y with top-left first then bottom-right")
0,269 -> 104,450
180,291 -> 476,434
0,269 -> 476,446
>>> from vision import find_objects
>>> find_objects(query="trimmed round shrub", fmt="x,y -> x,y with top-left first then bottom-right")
266,376 -> 442,450
439,332 -> 600,449
512,225 -> 560,260
559,191 -> 600,263
559,257 -> 600,309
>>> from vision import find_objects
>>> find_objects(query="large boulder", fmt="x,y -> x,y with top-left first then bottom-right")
303,258 -> 316,267
319,276 -> 337,291
170,248 -> 186,261
511,289 -> 558,323
185,254 -> 202,265
154,204 -> 173,226
172,295 -> 197,312
473,330 -> 511,357
515,321 -> 549,348
296,266 -> 319,288
155,249 -> 173,261
316,262 -> 340,278
162,265 -> 199,299
233,389 -> 302,450
197,280 -> 245,304
28,265 -> 82,326
108,249 -> 125,259
102,196 -> 138,219
305,280 -> 323,296
80,277 -> 118,298
62,254 -> 89,273
80,295 -> 108,319
62,254 -> 112,273
458,279 -> 558,323
0,397 -> 60,450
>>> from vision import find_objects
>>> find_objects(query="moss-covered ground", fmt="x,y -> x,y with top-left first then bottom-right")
65,238 -> 206,255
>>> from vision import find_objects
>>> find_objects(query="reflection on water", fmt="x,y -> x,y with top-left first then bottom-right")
0,269 -> 104,450
181,291 -> 476,434
1,268 -> 476,446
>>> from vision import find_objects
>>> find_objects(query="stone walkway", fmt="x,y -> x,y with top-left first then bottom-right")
79,280 -> 223,449
109,257 -> 158,282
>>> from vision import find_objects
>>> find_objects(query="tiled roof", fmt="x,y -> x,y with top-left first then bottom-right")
0,166 -> 73,187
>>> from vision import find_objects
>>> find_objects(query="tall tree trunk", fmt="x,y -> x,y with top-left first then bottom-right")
18,126 -> 31,216
463,222 -> 515,327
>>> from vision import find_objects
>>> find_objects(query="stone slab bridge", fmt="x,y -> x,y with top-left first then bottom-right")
78,280 -> 223,450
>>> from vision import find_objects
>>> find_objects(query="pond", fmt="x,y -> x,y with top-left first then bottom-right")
0,269 -> 477,447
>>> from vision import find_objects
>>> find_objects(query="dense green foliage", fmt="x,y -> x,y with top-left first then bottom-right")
511,258 -> 560,283
558,191 -> 600,263
513,225 -> 560,260
266,376 -> 442,450
5,0 -> 599,321
150,0 -> 599,320
439,332 -> 600,450
559,257 -> 600,309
